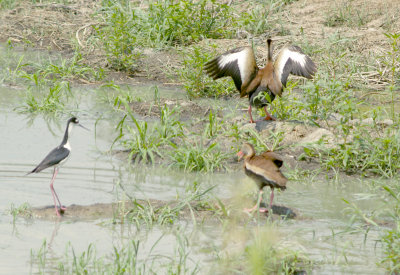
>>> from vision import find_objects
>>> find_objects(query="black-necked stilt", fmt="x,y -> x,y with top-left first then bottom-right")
27,117 -> 88,217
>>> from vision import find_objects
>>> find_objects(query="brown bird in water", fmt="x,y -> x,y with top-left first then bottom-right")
204,39 -> 316,123
237,143 -> 287,213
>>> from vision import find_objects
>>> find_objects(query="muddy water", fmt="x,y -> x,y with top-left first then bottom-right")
0,83 -> 387,274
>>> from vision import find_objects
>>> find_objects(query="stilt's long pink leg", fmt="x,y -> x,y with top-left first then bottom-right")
50,167 -> 61,217
52,169 -> 66,210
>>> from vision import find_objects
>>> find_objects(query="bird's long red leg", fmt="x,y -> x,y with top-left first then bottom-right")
248,105 -> 255,123
263,106 -> 276,121
244,190 -> 268,213
50,167 -> 61,217
269,188 -> 274,209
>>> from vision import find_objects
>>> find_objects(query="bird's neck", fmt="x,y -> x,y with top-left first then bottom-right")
61,122 -> 73,146
267,40 -> 272,61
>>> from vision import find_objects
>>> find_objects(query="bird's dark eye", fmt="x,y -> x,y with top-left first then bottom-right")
273,159 -> 283,168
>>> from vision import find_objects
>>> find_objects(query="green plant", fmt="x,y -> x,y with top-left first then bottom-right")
380,185 -> 400,272
0,0 -> 18,9
220,224 -> 311,274
169,141 -> 229,172
95,0 -> 142,71
302,126 -> 400,178
203,109 -> 223,138
324,2 -> 370,27
238,1 -> 284,36
7,202 -> 32,226
381,32 -> 400,120
18,81 -> 70,114
33,50 -> 104,81
156,104 -> 184,140
114,111 -> 162,163
137,0 -> 235,46
178,45 -> 235,98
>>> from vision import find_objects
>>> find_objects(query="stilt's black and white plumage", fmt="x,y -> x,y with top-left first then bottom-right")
27,117 -> 88,217
204,39 -> 317,123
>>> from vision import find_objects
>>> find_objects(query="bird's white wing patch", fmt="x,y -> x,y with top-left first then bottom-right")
274,45 -> 316,86
218,47 -> 253,84
275,48 -> 306,80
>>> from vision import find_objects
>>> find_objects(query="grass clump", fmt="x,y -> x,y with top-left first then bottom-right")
95,0 -> 142,72
140,0 -> 235,46
220,224 -> 311,274
120,185 -> 220,227
302,125 -> 400,178
271,74 -> 359,123
32,51 -> 105,82
113,95 -> 184,164
114,111 -> 163,164
95,0 -> 236,72
7,202 -> 32,225
380,185 -> 400,273
324,2 -> 370,27
18,81 -> 70,114
169,142 -> 229,172
238,0 -> 290,36
0,0 -> 18,10
178,45 -> 235,98
31,234 -> 200,274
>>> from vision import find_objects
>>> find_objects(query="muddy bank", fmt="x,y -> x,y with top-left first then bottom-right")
29,199 -> 298,221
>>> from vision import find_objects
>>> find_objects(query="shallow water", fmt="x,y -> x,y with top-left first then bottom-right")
0,82 -> 389,274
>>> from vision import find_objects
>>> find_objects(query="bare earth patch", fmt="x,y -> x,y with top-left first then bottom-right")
1,0 -> 399,86
30,199 -> 299,221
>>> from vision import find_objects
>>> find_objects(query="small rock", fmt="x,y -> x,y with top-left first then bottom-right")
361,118 -> 374,125
164,100 -> 175,105
240,123 -> 256,132
378,119 -> 393,126
299,128 -> 336,147
255,120 -> 275,131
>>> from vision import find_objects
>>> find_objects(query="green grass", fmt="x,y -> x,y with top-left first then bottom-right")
31,50 -> 105,82
94,0 -> 237,71
114,111 -> 163,164
380,185 -> 400,273
31,233 -> 200,274
169,141 -> 229,172
178,44 -> 236,98
324,2 -> 371,27
7,202 -> 32,227
302,126 -> 400,178
218,223 -> 312,274
0,0 -> 18,9
17,81 -> 70,114
238,0 -> 291,36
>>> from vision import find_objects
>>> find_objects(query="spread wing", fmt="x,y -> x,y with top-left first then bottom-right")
274,45 -> 317,87
29,146 -> 70,173
204,46 -> 258,92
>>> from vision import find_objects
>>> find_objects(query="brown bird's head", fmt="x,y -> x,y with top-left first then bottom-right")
237,143 -> 256,161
